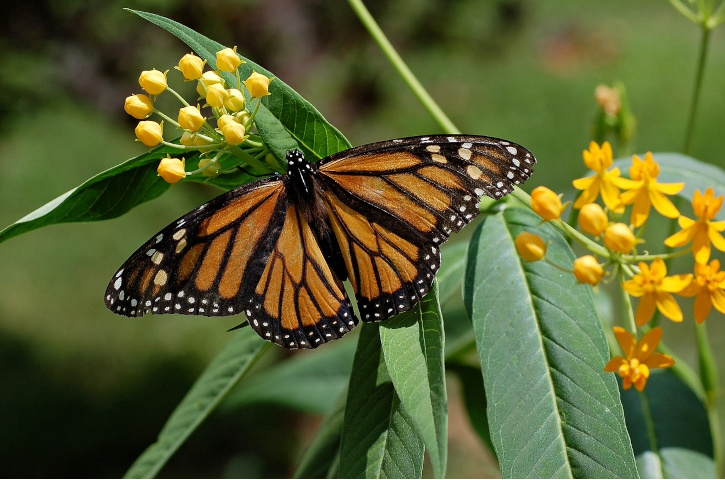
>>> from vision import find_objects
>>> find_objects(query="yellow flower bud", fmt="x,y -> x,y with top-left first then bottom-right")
124,94 -> 154,119
217,114 -> 236,130
531,186 -> 564,221
139,69 -> 168,95
178,105 -> 205,132
178,131 -> 193,146
157,157 -> 186,184
222,121 -> 247,146
199,158 -> 221,177
604,222 -> 637,254
578,203 -> 608,236
196,71 -> 224,97
244,71 -> 272,98
205,83 -> 229,108
216,47 -> 244,73
178,53 -> 205,81
135,120 -> 163,147
515,232 -> 547,262
225,88 -> 246,111
573,255 -> 604,285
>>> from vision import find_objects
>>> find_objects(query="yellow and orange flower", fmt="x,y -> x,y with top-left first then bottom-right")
619,152 -> 684,227
572,141 -> 635,213
605,327 -> 675,391
622,258 -> 692,325
678,259 -> 725,324
664,187 -> 725,264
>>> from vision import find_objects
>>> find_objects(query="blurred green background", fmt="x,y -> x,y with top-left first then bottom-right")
1,0 -> 724,477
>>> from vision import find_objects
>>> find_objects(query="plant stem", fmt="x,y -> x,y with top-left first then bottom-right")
638,390 -> 668,476
346,0 -> 459,134
683,24 -> 712,154
696,321 -> 723,473
617,268 -> 638,334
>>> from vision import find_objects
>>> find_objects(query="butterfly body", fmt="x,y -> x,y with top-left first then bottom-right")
106,135 -> 536,349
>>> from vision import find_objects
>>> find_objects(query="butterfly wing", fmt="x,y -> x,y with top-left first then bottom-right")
245,204 -> 358,349
317,135 -> 536,322
105,178 -> 288,318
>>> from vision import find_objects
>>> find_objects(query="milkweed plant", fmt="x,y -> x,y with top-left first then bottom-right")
1,0 -> 725,478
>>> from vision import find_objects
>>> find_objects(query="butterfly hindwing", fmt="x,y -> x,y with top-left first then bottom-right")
245,204 -> 358,348
105,179 -> 287,318
317,135 -> 535,323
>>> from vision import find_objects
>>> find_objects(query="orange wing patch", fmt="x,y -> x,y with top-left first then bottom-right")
321,151 -> 422,173
246,205 -> 358,349
105,179 -> 287,318
325,190 -> 439,323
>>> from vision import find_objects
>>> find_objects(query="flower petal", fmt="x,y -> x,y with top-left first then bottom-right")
693,226 -> 713,264
636,294 -> 657,325
613,327 -> 637,358
636,327 -> 663,361
644,353 -> 675,369
708,228 -> 725,252
605,356 -> 628,372
623,279 -> 645,297
656,182 -> 685,195
572,175 -> 596,190
600,177 -> 624,213
664,224 -> 696,248
630,190 -> 652,227
655,292 -> 683,322
710,289 -> 725,315
650,190 -> 680,219
694,291 -> 713,324
661,273 -> 693,292
634,365 -> 650,391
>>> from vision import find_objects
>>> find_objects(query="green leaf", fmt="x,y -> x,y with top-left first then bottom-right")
293,393 -> 347,479
338,323 -> 424,478
620,371 -> 715,478
464,207 -> 638,478
447,363 -> 495,458
124,328 -> 270,479
221,337 -> 356,414
614,153 -> 725,219
437,240 -> 468,305
128,9 -> 351,163
380,281 -> 448,478
0,145 -> 176,245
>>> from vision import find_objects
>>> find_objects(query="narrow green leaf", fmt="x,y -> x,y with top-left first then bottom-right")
380,281 -> 447,478
0,146 -> 172,244
338,323 -> 424,478
222,338 -> 356,414
620,371 -> 715,478
464,207 -> 638,478
294,392 -> 347,479
124,328 -> 270,479
0,143 -> 257,246
447,363 -> 495,458
128,9 -> 351,163
437,241 -> 468,305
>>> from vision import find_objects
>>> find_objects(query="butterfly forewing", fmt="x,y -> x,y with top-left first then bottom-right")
316,135 -> 535,323
105,179 -> 287,317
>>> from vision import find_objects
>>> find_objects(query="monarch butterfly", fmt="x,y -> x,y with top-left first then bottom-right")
105,135 -> 535,349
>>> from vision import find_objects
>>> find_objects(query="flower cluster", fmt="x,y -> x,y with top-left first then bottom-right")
515,139 -> 725,390
124,47 -> 275,184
